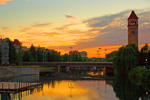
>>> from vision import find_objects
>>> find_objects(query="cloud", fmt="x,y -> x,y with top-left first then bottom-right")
0,0 -> 12,5
66,15 -> 80,23
32,23 -> 51,27
0,0 -> 29,5
46,9 -> 150,57
21,23 -> 51,32
16,9 -> 150,58
17,18 -> 98,48
2,27 -> 9,33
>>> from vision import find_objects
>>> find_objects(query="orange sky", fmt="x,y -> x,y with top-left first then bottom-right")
0,0 -> 150,58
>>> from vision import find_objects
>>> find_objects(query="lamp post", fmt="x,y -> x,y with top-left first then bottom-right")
97,51 -> 99,59
70,47 -> 73,62
99,48 -> 101,59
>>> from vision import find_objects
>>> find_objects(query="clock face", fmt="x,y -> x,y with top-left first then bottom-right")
132,30 -> 135,34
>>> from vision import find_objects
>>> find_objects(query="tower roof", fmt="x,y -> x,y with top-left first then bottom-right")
128,10 -> 138,19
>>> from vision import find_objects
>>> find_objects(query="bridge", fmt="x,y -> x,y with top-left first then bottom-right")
22,62 -> 113,67
22,62 -> 114,75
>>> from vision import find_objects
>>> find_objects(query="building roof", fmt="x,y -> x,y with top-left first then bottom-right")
128,10 -> 138,19
13,39 -> 20,46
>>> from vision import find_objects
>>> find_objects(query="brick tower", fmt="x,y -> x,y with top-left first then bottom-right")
128,10 -> 138,46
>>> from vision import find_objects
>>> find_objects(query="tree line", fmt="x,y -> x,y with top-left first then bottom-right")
0,38 -> 103,65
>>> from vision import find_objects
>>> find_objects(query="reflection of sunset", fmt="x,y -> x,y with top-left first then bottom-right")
19,80 -> 118,100
88,71 -> 104,76
32,81 -> 99,99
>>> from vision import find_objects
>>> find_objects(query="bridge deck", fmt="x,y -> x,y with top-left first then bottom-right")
23,62 -> 113,68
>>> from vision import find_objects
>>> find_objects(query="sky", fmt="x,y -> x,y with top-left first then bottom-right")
0,0 -> 150,58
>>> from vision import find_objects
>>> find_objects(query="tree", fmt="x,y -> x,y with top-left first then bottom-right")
81,57 -> 88,62
114,43 -> 139,75
7,39 -> 16,64
16,49 -> 24,65
22,50 -> 33,62
148,50 -> 150,66
62,53 -> 69,62
138,44 -> 149,66
0,47 -> 1,63
15,42 -> 24,65
78,54 -> 82,62
106,51 -> 117,62
30,44 -> 37,62
36,47 -> 43,62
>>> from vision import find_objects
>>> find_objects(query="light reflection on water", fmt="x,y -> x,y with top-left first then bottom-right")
19,80 -> 118,100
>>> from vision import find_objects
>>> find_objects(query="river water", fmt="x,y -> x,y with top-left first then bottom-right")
0,75 -> 149,100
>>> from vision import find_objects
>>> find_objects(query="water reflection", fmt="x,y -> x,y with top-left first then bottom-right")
33,80 -> 117,100
1,75 -> 150,100
113,76 -> 150,100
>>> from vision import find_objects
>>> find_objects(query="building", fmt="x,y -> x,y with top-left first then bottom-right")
80,51 -> 87,58
69,50 -> 87,58
12,39 -> 20,52
128,10 -> 138,46
69,50 -> 79,55
0,38 -> 9,65
22,46 -> 29,51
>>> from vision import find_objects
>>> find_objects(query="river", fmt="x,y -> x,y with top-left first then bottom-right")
0,74 -> 149,100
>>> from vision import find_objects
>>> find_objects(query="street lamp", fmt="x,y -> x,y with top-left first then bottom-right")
97,51 -> 99,59
99,48 -> 101,59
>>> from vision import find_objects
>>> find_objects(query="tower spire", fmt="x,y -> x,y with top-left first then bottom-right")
128,10 -> 139,46
128,10 -> 138,19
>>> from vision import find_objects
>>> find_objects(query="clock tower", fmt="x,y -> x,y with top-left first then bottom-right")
128,10 -> 138,46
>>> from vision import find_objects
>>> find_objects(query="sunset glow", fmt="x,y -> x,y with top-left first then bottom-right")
0,0 -> 150,58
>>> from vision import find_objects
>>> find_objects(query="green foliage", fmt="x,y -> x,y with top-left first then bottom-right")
0,47 -> 1,62
22,50 -> 33,62
128,67 -> 150,93
16,49 -> 24,65
113,43 -> 139,75
113,76 -> 141,100
138,44 -> 149,66
69,52 -> 82,62
62,53 -> 69,62
36,47 -> 43,62
7,39 -> 16,64
82,57 -> 89,62
106,51 -> 117,62
148,50 -> 150,65
94,58 -> 103,62
30,44 -> 37,62
128,67 -> 146,86
46,50 -> 61,62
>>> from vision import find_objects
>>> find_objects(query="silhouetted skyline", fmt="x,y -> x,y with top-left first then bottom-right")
0,0 -> 150,57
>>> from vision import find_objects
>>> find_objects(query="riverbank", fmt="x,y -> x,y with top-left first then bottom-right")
0,66 -> 39,78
